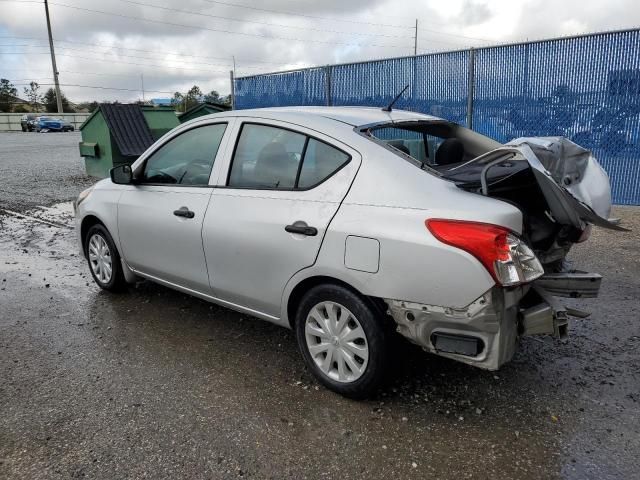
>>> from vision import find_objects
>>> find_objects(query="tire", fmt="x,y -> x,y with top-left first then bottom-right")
84,224 -> 127,292
295,284 -> 390,399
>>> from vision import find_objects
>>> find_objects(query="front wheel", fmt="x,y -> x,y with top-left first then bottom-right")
295,284 -> 390,398
84,224 -> 127,292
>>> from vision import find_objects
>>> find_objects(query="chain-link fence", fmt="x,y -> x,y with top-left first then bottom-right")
234,29 -> 640,205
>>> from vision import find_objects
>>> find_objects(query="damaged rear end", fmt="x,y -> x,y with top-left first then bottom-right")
373,126 -> 627,370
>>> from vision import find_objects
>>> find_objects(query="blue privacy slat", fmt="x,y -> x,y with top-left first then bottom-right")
235,30 -> 640,205
233,67 -> 327,107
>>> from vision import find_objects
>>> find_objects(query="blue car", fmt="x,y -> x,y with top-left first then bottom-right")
35,116 -> 75,132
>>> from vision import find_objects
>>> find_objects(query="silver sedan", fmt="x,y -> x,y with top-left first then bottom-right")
74,106 -> 623,398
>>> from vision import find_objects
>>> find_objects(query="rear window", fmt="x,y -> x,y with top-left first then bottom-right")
369,125 -> 447,167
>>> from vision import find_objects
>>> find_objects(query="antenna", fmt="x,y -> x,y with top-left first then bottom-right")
382,84 -> 409,112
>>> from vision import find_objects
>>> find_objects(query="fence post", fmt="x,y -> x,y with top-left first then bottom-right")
325,65 -> 333,106
412,54 -> 417,111
229,70 -> 236,110
466,47 -> 476,129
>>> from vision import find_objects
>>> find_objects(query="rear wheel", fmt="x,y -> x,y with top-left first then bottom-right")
295,284 -> 390,398
84,224 -> 127,292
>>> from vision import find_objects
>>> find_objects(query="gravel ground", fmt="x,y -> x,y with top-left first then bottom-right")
0,132 -> 93,211
0,133 -> 638,479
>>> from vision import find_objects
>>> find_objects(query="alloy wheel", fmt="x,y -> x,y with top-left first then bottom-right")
88,233 -> 113,284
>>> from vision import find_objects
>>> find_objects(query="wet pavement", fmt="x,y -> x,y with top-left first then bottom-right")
0,133 -> 639,479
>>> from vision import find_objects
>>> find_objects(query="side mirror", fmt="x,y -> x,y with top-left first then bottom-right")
110,164 -> 133,185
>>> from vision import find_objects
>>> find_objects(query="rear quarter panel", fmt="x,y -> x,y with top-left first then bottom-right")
283,146 -> 524,319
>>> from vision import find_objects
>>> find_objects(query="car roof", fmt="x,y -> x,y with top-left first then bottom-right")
220,106 -> 442,128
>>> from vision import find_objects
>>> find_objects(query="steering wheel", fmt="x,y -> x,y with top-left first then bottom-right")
177,160 -> 211,184
145,170 -> 177,184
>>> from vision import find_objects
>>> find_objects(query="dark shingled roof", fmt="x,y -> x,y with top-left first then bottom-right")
100,104 -> 155,157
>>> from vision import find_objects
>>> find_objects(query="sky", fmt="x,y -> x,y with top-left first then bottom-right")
1,0 -> 640,103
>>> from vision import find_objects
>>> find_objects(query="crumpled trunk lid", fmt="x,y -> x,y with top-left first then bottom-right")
505,137 -> 626,231
444,136 -> 627,232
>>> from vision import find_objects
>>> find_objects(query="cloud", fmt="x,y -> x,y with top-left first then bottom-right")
458,0 -> 492,26
1,0 -> 639,102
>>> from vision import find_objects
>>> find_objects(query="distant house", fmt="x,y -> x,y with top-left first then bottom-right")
150,98 -> 173,106
178,101 -> 230,123
3,95 -> 38,112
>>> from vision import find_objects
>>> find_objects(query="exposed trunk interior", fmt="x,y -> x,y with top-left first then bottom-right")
438,158 -> 584,269
363,120 -> 622,271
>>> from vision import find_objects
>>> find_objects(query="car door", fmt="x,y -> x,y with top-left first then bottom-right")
117,121 -> 230,292
202,119 -> 361,318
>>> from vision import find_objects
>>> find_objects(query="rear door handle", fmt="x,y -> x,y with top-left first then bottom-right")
285,223 -> 318,236
173,207 -> 195,219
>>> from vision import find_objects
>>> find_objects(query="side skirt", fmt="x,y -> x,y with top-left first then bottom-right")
129,267 -> 288,328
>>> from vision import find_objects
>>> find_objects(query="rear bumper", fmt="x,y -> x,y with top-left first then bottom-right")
385,286 -> 526,370
384,274 -> 600,370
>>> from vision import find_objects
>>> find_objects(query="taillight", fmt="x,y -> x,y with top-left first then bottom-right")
426,219 -> 544,287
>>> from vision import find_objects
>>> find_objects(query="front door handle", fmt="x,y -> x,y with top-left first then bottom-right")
285,222 -> 318,236
173,207 -> 195,219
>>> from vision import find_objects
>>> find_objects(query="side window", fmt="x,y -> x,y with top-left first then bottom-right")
141,124 -> 227,186
229,124 -> 306,189
298,139 -> 350,188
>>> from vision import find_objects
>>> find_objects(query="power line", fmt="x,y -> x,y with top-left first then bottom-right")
2,68 -> 228,82
2,44 -> 270,70
0,36 -> 289,65
1,50 -> 235,73
42,1 -> 412,50
0,1 -> 493,44
3,69 -> 136,78
198,0 -> 491,42
418,32 -> 488,43
0,0 -> 411,29
112,0 -> 415,39
11,81 -> 175,94
197,0 -> 411,29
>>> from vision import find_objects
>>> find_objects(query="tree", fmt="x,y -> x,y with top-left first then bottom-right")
76,101 -> 99,113
204,90 -> 231,106
23,81 -> 42,112
0,78 -> 18,112
203,89 -> 223,104
171,91 -> 184,111
184,85 -> 202,111
43,87 -> 73,113
170,85 -> 206,112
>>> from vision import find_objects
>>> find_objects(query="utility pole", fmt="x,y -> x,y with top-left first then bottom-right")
140,73 -> 145,102
44,0 -> 63,114
414,19 -> 418,56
